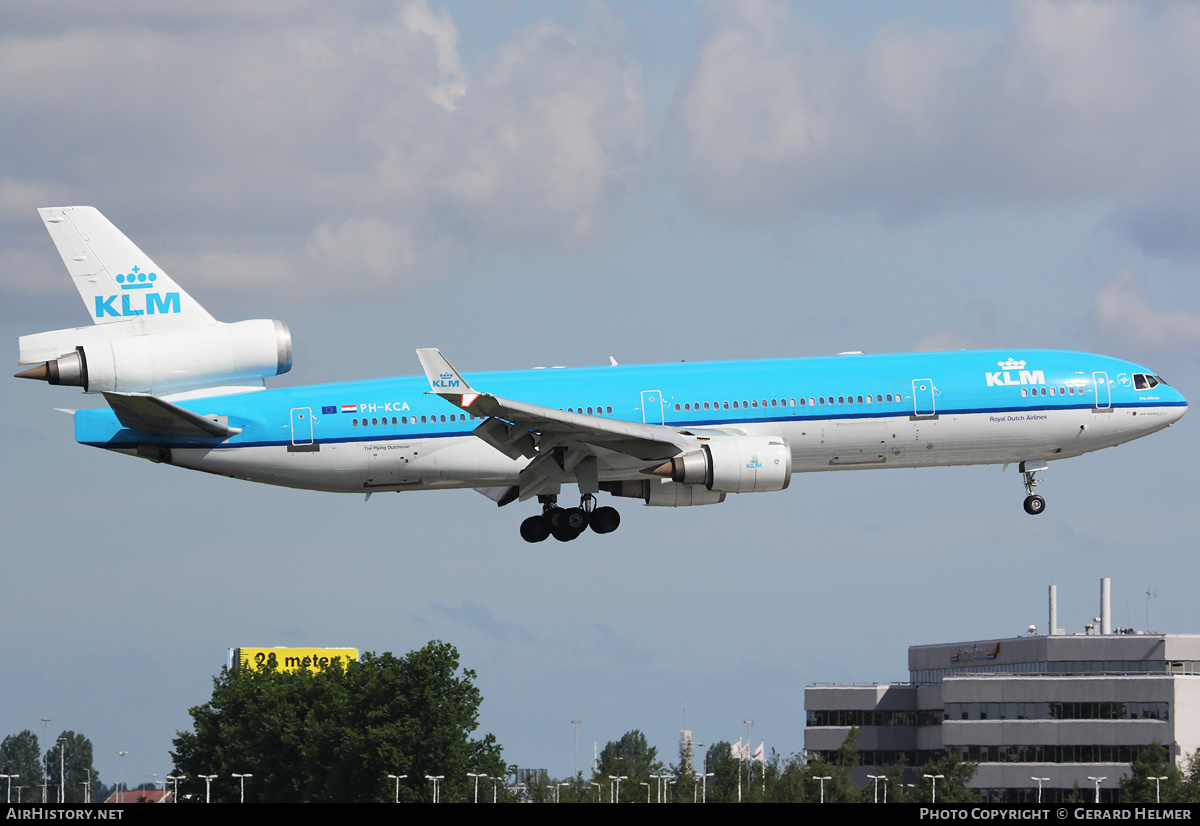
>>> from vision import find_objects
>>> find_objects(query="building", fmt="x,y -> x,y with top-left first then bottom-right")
805,580 -> 1200,803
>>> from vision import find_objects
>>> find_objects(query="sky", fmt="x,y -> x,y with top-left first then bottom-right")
3,0 -> 1200,794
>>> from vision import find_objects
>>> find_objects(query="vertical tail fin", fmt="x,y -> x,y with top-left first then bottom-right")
38,206 -> 215,327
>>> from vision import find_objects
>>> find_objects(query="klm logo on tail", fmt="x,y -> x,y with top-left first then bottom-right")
431,371 -> 461,389
94,266 -> 180,317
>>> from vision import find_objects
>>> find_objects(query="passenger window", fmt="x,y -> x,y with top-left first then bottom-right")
818,397 -> 825,406
733,400 -> 739,409
352,418 -> 359,427
421,415 -> 428,424
770,399 -> 777,408
857,395 -> 863,404
723,401 -> 730,410
752,400 -> 758,408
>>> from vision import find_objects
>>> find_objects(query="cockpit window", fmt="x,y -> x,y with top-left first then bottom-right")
1134,374 -> 1165,390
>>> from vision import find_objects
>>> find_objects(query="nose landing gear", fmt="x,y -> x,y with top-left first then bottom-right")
1020,460 -> 1048,515
519,494 -> 621,542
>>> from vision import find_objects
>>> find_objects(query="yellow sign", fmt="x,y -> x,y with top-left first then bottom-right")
232,647 -> 358,673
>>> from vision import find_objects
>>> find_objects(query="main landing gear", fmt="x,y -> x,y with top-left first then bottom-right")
1020,460 -> 1048,516
520,494 -> 621,543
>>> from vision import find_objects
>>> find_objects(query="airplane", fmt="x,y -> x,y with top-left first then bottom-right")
15,207 -> 1188,542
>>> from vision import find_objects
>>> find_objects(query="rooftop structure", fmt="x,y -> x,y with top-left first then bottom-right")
805,579 -> 1199,804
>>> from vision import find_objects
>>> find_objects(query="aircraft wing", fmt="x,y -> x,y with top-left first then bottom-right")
416,348 -> 693,500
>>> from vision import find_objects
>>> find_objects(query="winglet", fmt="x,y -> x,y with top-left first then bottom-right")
416,348 -> 475,395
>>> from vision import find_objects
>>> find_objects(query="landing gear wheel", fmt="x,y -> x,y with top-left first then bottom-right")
520,515 -> 551,543
1023,495 -> 1046,516
588,506 -> 621,534
550,507 -> 587,542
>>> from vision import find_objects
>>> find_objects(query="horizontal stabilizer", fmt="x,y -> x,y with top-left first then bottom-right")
102,392 -> 241,438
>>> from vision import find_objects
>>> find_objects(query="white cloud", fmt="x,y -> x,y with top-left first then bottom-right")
0,2 -> 649,301
1091,271 -> 1200,354
675,0 -> 1200,233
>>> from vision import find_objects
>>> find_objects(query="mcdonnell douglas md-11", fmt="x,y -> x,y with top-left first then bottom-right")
15,207 -> 1187,542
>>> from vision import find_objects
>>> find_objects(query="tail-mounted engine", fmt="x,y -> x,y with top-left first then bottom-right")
16,319 -> 292,395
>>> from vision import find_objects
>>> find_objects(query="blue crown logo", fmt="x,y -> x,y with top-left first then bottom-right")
116,265 -> 158,290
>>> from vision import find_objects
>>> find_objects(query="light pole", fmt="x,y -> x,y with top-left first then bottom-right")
117,751 -> 127,804
696,771 -> 713,803
199,774 -> 217,803
166,774 -> 184,803
868,773 -> 888,803
571,719 -> 581,781
1088,776 -> 1107,804
1031,776 -> 1049,804
467,772 -> 483,803
425,774 -> 443,803
608,774 -> 627,803
40,719 -> 51,805
490,775 -> 500,803
814,775 -> 832,803
0,774 -> 18,804
232,773 -> 252,803
924,773 -> 944,804
388,774 -> 407,803
58,737 -> 66,804
1152,776 -> 1169,803
743,719 -> 754,802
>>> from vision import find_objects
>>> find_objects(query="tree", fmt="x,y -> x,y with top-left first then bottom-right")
595,730 -> 657,801
702,740 -> 743,803
43,731 -> 101,804
0,731 -> 42,803
912,751 -> 979,804
171,641 -> 507,802
1120,740 -> 1182,804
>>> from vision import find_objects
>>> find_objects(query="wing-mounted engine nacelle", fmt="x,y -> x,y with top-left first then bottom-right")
16,319 -> 292,395
601,479 -> 727,507
649,435 -> 792,493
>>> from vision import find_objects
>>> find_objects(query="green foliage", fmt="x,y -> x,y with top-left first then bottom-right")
702,740 -> 742,803
595,730 -> 658,801
1120,740 -> 1181,804
171,641 -> 506,803
911,751 -> 980,804
0,731 -> 43,803
43,731 -> 101,804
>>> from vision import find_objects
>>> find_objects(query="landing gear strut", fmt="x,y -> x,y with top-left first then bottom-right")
519,494 -> 621,542
1020,461 -> 1047,516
